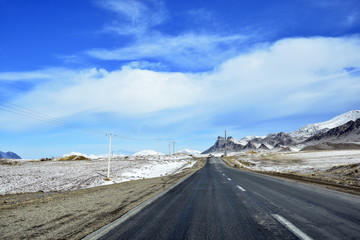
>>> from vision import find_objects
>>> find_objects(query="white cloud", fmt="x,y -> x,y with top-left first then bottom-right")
0,71 -> 50,81
4,67 -> 203,119
1,36 -> 360,131
208,36 -> 360,116
95,0 -> 168,35
89,0 -> 253,72
87,33 -> 249,71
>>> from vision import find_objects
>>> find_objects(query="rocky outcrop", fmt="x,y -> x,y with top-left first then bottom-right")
242,141 -> 258,150
202,136 -> 244,154
258,143 -> 270,150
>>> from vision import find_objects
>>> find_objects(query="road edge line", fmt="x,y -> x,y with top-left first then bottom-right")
271,214 -> 313,240
236,185 -> 246,192
83,169 -> 200,240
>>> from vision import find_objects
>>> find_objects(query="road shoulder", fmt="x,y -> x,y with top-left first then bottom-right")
0,158 -> 206,240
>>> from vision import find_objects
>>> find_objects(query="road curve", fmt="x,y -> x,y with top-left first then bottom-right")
95,157 -> 360,240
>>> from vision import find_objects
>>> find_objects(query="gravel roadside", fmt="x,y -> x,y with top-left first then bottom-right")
0,158 -> 206,240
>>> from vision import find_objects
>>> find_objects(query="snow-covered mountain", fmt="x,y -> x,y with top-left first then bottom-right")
0,151 -> 21,159
237,136 -> 264,145
290,110 -> 360,138
177,149 -> 201,155
133,150 -> 164,156
203,110 -> 360,153
202,136 -> 245,154
304,118 -> 360,144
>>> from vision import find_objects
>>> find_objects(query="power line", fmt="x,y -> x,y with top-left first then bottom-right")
0,98 -> 178,144
0,98 -> 104,136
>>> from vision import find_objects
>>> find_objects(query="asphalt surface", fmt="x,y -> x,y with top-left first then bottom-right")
98,157 -> 360,240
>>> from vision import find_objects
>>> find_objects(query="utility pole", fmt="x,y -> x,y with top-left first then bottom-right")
156,138 -> 161,159
168,139 -> 172,155
172,141 -> 176,155
224,130 -> 227,157
106,133 -> 116,180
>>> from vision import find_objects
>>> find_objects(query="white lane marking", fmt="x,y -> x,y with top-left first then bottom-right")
236,185 -> 246,192
222,173 -> 225,176
227,178 -> 231,181
271,214 -> 313,240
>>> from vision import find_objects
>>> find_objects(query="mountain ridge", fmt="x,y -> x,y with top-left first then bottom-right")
203,110 -> 360,154
0,151 -> 22,159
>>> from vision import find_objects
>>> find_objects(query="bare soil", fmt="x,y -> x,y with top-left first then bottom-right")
0,158 -> 206,240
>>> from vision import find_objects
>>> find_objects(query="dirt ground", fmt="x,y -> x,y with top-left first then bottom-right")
0,158 -> 206,240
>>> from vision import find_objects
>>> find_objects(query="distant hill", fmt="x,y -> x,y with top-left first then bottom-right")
177,149 -> 201,155
133,150 -> 164,156
0,151 -> 21,159
301,142 -> 360,151
203,110 -> 360,153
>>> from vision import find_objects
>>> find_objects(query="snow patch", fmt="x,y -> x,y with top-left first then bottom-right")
177,149 -> 201,155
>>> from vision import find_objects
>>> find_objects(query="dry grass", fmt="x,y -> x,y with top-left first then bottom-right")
258,152 -> 303,163
222,156 -> 255,169
0,159 -> 21,165
57,155 -> 90,161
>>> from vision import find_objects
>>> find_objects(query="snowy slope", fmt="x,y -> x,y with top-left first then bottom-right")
177,149 -> 201,155
133,150 -> 164,156
291,110 -> 360,138
0,155 -> 195,195
237,136 -> 265,145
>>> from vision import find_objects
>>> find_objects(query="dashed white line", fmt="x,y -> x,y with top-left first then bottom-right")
222,173 -> 225,176
236,185 -> 246,192
227,178 -> 231,181
271,214 -> 313,240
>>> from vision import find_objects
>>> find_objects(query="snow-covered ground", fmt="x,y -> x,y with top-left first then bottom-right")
177,149 -> 202,155
0,154 -> 196,195
228,150 -> 360,173
133,149 -> 164,156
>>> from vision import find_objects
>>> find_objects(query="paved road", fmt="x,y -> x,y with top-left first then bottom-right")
98,157 -> 360,240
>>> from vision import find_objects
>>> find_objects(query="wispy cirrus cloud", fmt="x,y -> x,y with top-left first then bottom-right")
87,33 -> 251,71
306,0 -> 360,29
94,0 -> 168,35
87,0 -> 255,72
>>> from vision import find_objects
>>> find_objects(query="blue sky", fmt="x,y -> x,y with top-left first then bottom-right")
1,0 -> 360,158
